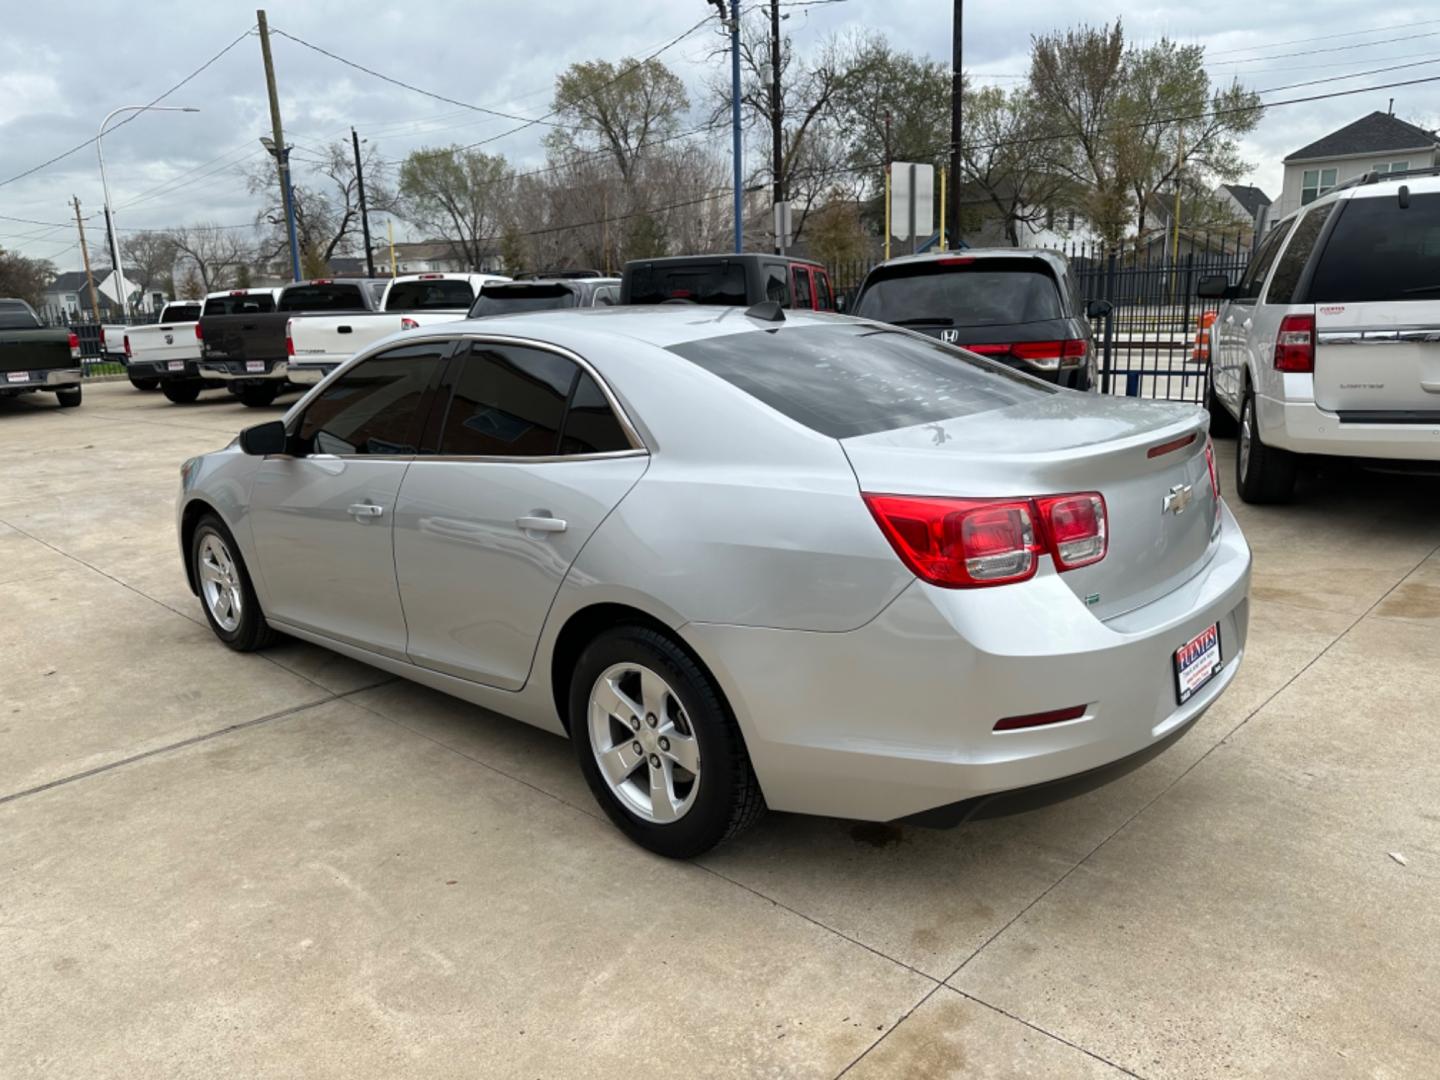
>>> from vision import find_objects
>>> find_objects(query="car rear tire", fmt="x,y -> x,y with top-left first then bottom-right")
1205,372 -> 1239,438
55,387 -> 82,408
239,384 -> 280,407
129,376 -> 161,392
570,625 -> 764,858
1236,389 -> 1296,504
191,514 -> 277,652
162,380 -> 202,404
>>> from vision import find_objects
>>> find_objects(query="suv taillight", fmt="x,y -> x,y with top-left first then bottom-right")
1274,313 -> 1314,373
863,491 -> 1107,588
123,334 -> 132,358
285,318 -> 294,357
67,331 -> 80,360
195,322 -> 204,342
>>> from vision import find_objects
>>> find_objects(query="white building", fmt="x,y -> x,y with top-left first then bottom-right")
1275,111 -> 1438,221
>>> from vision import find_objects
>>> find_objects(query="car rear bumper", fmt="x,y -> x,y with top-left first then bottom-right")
129,358 -> 203,379
286,362 -> 339,385
1259,393 -> 1440,460
684,501 -> 1251,823
198,359 -> 290,382
1,367 -> 82,390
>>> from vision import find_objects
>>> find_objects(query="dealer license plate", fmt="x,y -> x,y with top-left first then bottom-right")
1174,623 -> 1221,705
7,371 -> 29,383
246,360 -> 265,372
168,360 -> 185,371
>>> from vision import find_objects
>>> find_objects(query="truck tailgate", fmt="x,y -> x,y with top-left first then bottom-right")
201,313 -> 288,363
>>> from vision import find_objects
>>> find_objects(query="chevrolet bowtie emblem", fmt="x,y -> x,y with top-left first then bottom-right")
1164,483 -> 1194,515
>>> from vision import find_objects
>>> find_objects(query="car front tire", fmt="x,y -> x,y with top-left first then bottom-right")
1236,389 -> 1296,504
570,625 -> 764,858
191,514 -> 277,652
129,376 -> 160,392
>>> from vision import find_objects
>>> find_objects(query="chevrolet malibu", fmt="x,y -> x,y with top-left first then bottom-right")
178,307 -> 1251,858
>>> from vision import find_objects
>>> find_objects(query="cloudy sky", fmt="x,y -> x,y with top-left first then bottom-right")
2,0 -> 1437,270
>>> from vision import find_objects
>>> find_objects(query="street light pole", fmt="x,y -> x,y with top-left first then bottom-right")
96,104 -> 200,317
352,127 -> 376,278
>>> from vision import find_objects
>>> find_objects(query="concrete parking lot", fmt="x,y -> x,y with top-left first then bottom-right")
3,380 -> 1438,1079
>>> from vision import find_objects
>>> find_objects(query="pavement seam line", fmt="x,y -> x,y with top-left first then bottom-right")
0,686 -> 377,808
947,987 -> 1147,1079
832,983 -> 944,1078
939,536 -> 1440,992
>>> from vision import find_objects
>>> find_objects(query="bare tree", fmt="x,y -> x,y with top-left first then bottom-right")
120,232 -> 180,297
398,146 -> 511,270
960,85 -> 1071,245
169,224 -> 249,293
548,58 -> 690,185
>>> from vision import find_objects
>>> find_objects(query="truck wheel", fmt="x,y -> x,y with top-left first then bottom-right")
1206,372 -> 1238,438
56,386 -> 82,408
162,380 -> 202,404
1236,389 -> 1296,504
191,514 -> 277,652
129,376 -> 160,392
570,624 -> 764,858
239,384 -> 280,408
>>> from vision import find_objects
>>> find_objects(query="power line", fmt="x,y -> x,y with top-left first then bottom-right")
1204,17 -> 1440,58
1208,29 -> 1440,65
0,25 -> 254,191
1250,55 -> 1440,95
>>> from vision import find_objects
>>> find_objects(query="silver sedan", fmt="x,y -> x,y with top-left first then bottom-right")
179,307 -> 1251,857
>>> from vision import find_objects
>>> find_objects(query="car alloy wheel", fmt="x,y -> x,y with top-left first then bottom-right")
587,662 -> 701,824
197,532 -> 243,633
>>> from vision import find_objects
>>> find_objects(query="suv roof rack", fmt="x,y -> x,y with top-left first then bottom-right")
1333,164 -> 1440,193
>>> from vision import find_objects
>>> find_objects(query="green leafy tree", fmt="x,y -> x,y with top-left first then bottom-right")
398,147 -> 511,270
805,198 -> 867,268
0,247 -> 56,307
549,58 -> 688,185
959,85 -> 1072,246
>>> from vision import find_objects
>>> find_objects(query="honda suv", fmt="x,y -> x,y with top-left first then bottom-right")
1199,167 -> 1440,503
851,250 -> 1107,390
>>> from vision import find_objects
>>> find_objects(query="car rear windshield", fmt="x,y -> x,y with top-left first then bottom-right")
278,284 -> 368,312
385,279 -> 475,311
0,301 -> 40,329
666,324 -> 1050,439
1308,192 -> 1440,303
469,284 -> 578,317
627,263 -> 748,305
854,261 -> 1065,327
203,293 -> 276,316
160,304 -> 200,323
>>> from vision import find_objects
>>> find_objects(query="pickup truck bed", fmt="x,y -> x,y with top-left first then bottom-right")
0,300 -> 83,407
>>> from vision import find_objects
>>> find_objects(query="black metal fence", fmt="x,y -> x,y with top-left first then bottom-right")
34,306 -> 160,373
829,232 -> 1253,404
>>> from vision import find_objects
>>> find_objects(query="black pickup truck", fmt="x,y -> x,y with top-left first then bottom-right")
0,299 -> 83,408
196,279 -> 381,407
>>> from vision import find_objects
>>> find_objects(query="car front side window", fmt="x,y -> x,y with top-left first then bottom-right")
296,342 -> 449,456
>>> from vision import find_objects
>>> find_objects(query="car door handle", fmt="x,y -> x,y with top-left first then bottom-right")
1421,380 -> 1440,394
1242,318 -> 1253,329
337,325 -> 352,334
516,515 -> 567,533
347,502 -> 385,519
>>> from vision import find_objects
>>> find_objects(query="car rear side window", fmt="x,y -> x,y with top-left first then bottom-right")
0,301 -> 41,329
385,280 -> 475,311
668,324 -> 1050,439
765,264 -> 790,305
793,266 -> 814,309
627,263 -> 747,305
202,293 -> 276,316
814,270 -> 835,311
560,373 -> 632,454
1266,203 -> 1335,305
296,343 -> 447,455
1307,192 -> 1440,302
438,344 -> 577,456
854,262 -> 1064,327
279,284 -> 367,312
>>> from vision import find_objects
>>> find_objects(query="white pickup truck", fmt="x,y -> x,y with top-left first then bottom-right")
286,272 -> 509,384
121,300 -> 202,394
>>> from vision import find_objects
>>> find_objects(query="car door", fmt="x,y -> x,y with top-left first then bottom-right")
791,265 -> 815,310
1217,224 -> 1289,410
393,339 -> 649,690
247,340 -> 451,659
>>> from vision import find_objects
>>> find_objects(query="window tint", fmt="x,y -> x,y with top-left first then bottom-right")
438,344 -> 577,456
160,304 -> 201,323
765,264 -> 790,305
792,266 -> 814,309
385,279 -> 475,311
469,283 -> 578,317
667,324 -> 1050,439
814,270 -> 835,311
202,293 -> 276,316
627,262 -> 747,305
1238,225 -> 1289,300
297,343 -> 447,455
0,300 -> 40,329
560,373 -> 632,454
1266,203 -> 1335,304
278,283 -> 368,312
1308,193 -> 1440,303
854,262 -> 1064,326
592,285 -> 619,307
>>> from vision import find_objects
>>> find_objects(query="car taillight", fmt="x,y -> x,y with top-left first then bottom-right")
1205,437 -> 1221,499
863,491 -> 1108,588
123,334 -> 132,358
963,340 -> 1087,362
400,317 -> 419,331
1274,313 -> 1314,373
285,318 -> 294,357
67,331 -> 80,359
195,322 -> 204,341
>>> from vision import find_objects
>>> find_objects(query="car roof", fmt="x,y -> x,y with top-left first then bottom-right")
623,254 -> 824,268
867,248 -> 1068,272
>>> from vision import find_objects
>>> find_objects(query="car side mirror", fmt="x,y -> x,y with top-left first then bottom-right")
239,420 -> 290,456
1085,299 -> 1113,319
1196,274 -> 1231,299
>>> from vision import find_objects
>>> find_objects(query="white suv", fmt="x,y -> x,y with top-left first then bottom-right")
1199,168 -> 1440,503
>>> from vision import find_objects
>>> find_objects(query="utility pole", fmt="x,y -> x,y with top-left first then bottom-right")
710,0 -> 743,253
72,197 -> 102,321
257,9 -> 301,281
883,111 -> 892,261
949,0 -> 963,251
351,127 -> 376,278
770,0 -> 784,255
